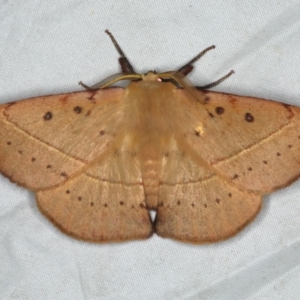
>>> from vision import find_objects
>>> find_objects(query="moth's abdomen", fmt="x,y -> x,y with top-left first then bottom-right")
141,155 -> 160,209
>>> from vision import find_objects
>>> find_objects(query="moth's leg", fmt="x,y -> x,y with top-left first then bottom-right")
79,29 -> 136,90
197,70 -> 234,89
177,45 -> 215,75
177,44 -> 234,89
105,29 -> 135,74
78,81 -> 93,90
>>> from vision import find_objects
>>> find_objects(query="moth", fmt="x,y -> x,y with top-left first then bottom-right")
1,30 -> 299,243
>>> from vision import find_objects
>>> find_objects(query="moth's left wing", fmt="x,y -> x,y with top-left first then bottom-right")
36,141 -> 153,242
183,91 -> 300,194
0,88 -> 125,190
155,139 -> 262,243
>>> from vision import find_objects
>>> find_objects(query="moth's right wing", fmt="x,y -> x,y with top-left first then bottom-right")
36,141 -> 153,242
155,138 -> 262,243
0,88 -> 125,190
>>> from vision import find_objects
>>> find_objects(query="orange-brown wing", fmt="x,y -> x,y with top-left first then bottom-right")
36,138 -> 153,242
0,88 -> 125,190
183,90 -> 300,194
155,138 -> 262,243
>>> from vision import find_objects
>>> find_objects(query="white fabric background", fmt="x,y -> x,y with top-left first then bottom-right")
1,1 -> 300,299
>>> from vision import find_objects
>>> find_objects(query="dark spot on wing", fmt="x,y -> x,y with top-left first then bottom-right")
282,103 -> 292,115
229,96 -> 237,104
233,174 -> 239,179
119,201 -> 124,205
46,164 -> 52,169
245,112 -> 254,122
215,107 -> 224,115
277,152 -> 281,156
99,130 -> 105,135
31,157 -> 36,162
78,196 -> 82,201
248,167 -> 252,171
60,95 -> 69,104
66,190 -> 70,194
215,198 -> 221,204
87,90 -> 97,101
263,160 -> 268,165
177,200 -> 181,206
43,111 -> 52,120
73,106 -> 82,114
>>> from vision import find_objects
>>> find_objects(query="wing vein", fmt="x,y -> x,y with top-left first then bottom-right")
3,116 -> 87,164
213,119 -> 294,166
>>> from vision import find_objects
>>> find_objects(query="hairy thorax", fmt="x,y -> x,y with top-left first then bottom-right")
123,80 -> 191,208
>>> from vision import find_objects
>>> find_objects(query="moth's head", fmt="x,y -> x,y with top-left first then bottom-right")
88,70 -> 187,90
141,71 -> 181,85
141,71 -> 160,82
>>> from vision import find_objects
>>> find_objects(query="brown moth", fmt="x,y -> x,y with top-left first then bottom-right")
1,30 -> 300,243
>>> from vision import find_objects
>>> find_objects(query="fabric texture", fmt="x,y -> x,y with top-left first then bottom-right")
1,1 -> 300,299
